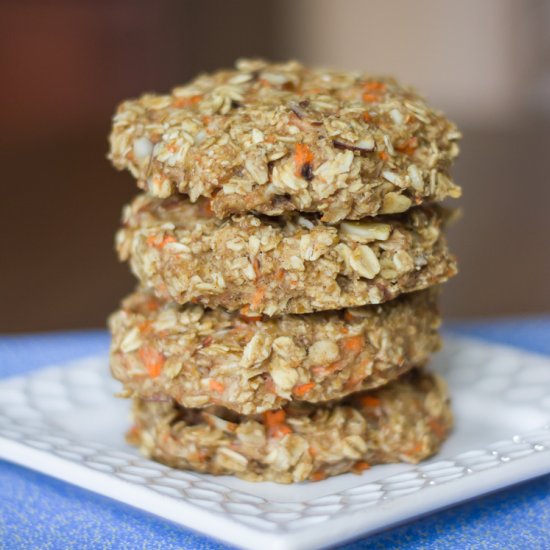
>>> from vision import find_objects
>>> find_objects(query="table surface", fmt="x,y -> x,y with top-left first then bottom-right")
1,318 -> 549,549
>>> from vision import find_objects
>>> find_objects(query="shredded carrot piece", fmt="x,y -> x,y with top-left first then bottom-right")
396,136 -> 418,156
342,335 -> 364,353
311,471 -> 327,482
138,346 -> 165,378
172,94 -> 202,107
363,112 -> 372,123
275,268 -> 286,281
209,379 -> 225,393
364,81 -> 386,92
360,396 -> 381,408
146,235 -> 176,249
308,446 -> 318,456
250,286 -> 266,309
293,382 -> 315,396
340,327 -> 349,334
137,320 -> 152,334
362,93 -> 380,103
294,143 -> 314,176
264,410 -> 292,438
378,151 -> 389,162
352,461 -> 371,474
264,410 -> 286,427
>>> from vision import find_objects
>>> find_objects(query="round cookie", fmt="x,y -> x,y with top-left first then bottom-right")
109,289 -> 441,415
128,370 -> 452,483
110,59 -> 461,223
116,194 -> 457,315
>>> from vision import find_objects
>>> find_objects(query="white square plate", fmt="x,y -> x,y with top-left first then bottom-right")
0,336 -> 549,550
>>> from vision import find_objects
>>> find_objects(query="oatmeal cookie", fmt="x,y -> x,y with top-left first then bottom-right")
116,194 -> 456,315
109,59 -> 461,222
128,369 -> 452,483
109,289 -> 441,414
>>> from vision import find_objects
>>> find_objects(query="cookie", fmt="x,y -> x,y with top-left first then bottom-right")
116,194 -> 456,315
128,370 -> 452,483
110,59 -> 461,222
109,289 -> 441,414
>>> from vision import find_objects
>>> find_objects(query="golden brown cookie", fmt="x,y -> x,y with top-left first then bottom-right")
110,59 -> 461,222
109,289 -> 441,414
128,370 -> 452,483
116,194 -> 456,315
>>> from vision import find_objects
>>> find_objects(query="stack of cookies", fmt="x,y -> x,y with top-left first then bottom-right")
108,59 -> 461,483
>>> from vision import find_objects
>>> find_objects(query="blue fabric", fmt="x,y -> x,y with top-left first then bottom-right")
1,320 -> 549,549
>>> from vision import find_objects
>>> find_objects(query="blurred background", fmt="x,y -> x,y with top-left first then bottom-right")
1,0 -> 549,332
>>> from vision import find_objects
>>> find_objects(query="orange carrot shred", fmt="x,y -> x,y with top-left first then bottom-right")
138,346 -> 165,378
294,143 -> 314,177
396,136 -> 418,156
146,235 -> 176,249
360,396 -> 381,408
293,382 -> 315,396
352,461 -> 371,474
209,379 -> 225,393
172,94 -> 202,107
311,471 -> 327,482
137,320 -> 152,334
145,299 -> 159,312
264,410 -> 286,427
342,335 -> 364,353
362,93 -> 380,103
364,81 -> 386,92
378,151 -> 389,162
363,112 -> 372,122
250,286 -> 266,309
264,410 -> 292,438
